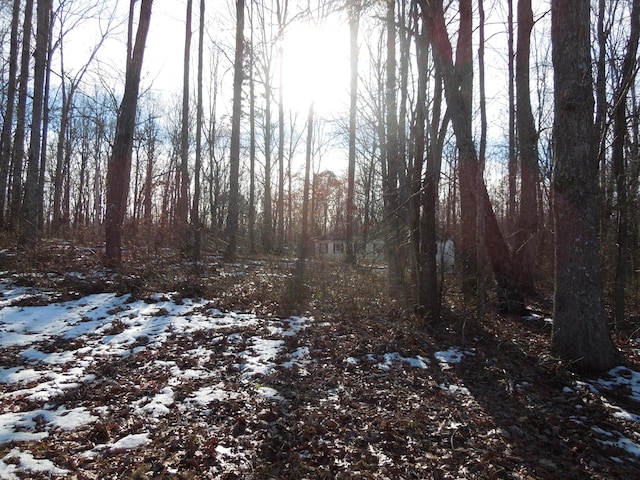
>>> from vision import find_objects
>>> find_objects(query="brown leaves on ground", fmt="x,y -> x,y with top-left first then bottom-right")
1,244 -> 640,479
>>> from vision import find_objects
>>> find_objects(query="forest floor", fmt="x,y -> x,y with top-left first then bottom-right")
1,240 -> 640,479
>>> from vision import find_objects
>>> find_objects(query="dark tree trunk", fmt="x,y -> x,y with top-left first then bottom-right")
0,0 -> 21,229
550,0 -> 618,372
384,0 -> 406,300
23,0 -> 52,249
226,0 -> 245,261
415,9 -> 446,321
300,103 -> 314,260
276,0 -> 287,253
248,2 -> 256,254
611,0 -> 640,329
104,0 -> 153,267
419,0 -> 525,314
345,2 -> 359,265
515,0 -> 539,293
191,0 -> 205,261
10,0 -> 33,229
263,72 -> 273,253
507,0 -> 517,240
177,0 -> 192,229
37,7 -> 53,233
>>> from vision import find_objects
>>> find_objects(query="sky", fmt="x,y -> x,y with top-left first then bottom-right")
50,0 -> 559,181
1,265 -> 640,476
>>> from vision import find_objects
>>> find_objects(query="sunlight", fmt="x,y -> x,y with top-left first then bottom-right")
281,18 -> 350,117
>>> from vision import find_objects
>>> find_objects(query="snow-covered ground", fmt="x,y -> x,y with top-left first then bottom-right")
0,279 -> 639,477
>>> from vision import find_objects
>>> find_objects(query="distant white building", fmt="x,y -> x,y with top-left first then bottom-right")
314,237 -> 455,270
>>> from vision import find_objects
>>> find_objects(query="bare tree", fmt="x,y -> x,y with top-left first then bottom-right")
611,0 -> 640,329
550,0 -> 617,371
177,0 -> 192,229
191,0 -> 205,261
9,0 -> 34,229
226,0 -> 245,261
104,0 -> 153,267
419,0 -> 525,313
0,0 -> 21,229
345,0 -> 360,265
384,0 -> 406,299
23,0 -> 52,248
513,0 -> 540,294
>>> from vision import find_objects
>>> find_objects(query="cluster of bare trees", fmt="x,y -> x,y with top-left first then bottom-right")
1,0 -> 640,370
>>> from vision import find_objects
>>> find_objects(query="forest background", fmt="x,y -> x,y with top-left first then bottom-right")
0,0 -> 639,373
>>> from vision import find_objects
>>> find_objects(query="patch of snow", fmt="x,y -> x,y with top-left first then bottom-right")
237,337 -> 284,377
110,432 -> 152,450
136,387 -> 175,418
378,352 -> 430,370
283,346 -> 311,369
0,448 -> 68,476
598,366 -> 640,402
256,386 -> 283,400
434,347 -> 472,368
187,383 -> 242,405
439,384 -> 471,396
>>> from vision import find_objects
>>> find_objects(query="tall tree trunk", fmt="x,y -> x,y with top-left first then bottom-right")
419,0 -> 525,313
457,0 -> 477,306
595,0 -> 608,206
477,0 -> 488,320
248,2 -> 256,254
191,0 -> 205,261
104,0 -> 153,267
143,115 -> 156,224
384,0 -> 406,299
276,0 -> 287,253
415,7 -> 445,321
53,70 -> 70,235
263,69 -> 273,252
345,1 -> 359,265
515,0 -> 539,293
507,0 -> 517,240
0,0 -> 21,229
226,0 -> 245,261
37,6 -> 53,233
550,0 -> 618,371
612,0 -> 640,329
23,0 -> 51,249
300,102 -> 314,260
10,0 -> 34,229
178,0 -> 192,230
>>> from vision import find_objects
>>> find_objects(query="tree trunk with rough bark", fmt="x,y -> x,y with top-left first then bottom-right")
104,0 -> 153,267
226,0 -> 245,261
550,0 -> 618,372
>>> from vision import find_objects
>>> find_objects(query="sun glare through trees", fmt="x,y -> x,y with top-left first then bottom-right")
2,0 -> 640,476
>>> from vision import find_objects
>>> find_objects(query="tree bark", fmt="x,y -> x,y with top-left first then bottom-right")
177,0 -> 192,229
0,0 -> 21,229
226,0 -> 245,261
191,0 -> 205,261
276,0 -> 287,253
384,0 -> 406,300
23,0 -> 52,249
104,0 -> 153,267
611,0 -> 640,329
10,0 -> 33,229
300,102 -> 314,260
515,0 -> 539,293
419,0 -> 525,314
248,1 -> 256,254
550,0 -> 618,371
507,0 -> 517,240
345,1 -> 359,265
